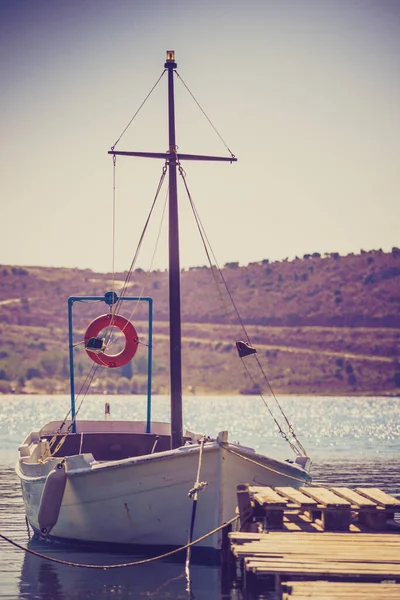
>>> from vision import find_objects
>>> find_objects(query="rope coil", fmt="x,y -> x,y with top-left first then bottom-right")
188,481 -> 208,499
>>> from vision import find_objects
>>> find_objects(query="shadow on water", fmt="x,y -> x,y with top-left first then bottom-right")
18,537 -> 225,600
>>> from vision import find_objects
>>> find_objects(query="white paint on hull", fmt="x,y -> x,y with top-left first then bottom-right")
17,423 -> 311,551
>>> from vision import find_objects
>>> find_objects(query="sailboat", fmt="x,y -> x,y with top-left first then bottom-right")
16,51 -> 311,556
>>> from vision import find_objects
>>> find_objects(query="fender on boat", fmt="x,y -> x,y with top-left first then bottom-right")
38,461 -> 67,536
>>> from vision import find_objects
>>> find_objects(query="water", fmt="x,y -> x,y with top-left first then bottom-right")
1,394 -> 399,599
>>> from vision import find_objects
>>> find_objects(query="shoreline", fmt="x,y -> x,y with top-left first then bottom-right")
2,390 -> 399,398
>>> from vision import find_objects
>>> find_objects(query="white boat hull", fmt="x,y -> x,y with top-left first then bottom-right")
17,421 -> 311,552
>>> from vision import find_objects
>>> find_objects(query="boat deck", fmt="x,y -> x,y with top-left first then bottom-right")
45,432 -> 172,461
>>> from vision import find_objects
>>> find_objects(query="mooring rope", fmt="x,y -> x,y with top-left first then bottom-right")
0,514 -> 239,570
185,436 -> 208,589
217,441 -> 310,485
187,438 -> 207,541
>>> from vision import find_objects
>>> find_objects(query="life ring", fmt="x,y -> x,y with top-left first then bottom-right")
84,313 -> 139,368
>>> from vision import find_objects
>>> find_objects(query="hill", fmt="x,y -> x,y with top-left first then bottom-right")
0,248 -> 399,396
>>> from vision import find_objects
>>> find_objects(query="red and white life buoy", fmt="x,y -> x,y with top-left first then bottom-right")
84,313 -> 139,368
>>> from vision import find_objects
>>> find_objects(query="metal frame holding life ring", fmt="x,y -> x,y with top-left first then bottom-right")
84,313 -> 139,368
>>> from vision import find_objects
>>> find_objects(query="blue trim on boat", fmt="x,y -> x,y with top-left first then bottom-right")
68,294 -> 153,434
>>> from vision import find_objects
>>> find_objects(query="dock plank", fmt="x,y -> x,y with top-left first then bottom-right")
244,557 -> 400,577
355,488 -> 400,509
299,487 -> 351,508
329,487 -> 377,508
249,486 -> 288,507
275,487 -> 319,508
229,531 -> 400,543
232,542 -> 400,557
282,581 -> 400,599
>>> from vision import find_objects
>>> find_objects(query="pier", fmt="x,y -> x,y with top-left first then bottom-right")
226,484 -> 400,598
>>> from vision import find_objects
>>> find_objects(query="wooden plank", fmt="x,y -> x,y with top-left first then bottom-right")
282,581 -> 400,599
275,486 -> 319,508
249,486 -> 286,529
300,487 -> 351,508
232,538 -> 400,551
230,537 -> 400,563
229,530 -> 400,543
355,488 -> 400,509
231,542 -> 400,562
244,557 -> 400,576
330,487 -> 378,508
232,539 -> 400,551
235,553 -> 400,567
234,549 -> 400,564
231,543 -> 400,563
250,486 -> 288,507
231,532 -> 395,545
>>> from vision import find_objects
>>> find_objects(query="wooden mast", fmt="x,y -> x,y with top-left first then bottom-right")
165,50 -> 183,449
108,51 -> 237,450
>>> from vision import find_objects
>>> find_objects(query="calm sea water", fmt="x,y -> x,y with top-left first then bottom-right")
1,394 -> 399,599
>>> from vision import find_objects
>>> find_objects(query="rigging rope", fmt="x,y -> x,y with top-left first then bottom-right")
111,164 -> 167,312
104,68 -> 236,357
110,70 -> 166,151
91,163 -> 168,358
175,71 -> 235,159
70,160 -> 167,406
217,441 -> 310,484
45,363 -> 100,459
114,175 -> 169,335
112,154 -> 117,304
177,164 -> 307,457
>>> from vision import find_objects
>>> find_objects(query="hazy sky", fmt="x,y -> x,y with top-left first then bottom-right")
1,0 -> 399,272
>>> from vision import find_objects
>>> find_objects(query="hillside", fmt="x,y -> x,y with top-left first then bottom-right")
0,248 -> 399,396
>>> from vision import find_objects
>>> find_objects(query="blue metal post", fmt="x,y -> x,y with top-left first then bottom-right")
67,298 -> 76,432
68,295 -> 153,434
146,298 -> 153,433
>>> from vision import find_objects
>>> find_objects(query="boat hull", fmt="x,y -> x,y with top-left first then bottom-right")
17,426 -> 311,552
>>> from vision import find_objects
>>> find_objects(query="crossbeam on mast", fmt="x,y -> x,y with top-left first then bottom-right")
108,150 -> 237,162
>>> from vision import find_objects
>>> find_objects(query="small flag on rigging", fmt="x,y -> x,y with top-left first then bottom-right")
236,341 -> 257,358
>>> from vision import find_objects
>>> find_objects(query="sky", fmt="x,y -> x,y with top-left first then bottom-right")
1,0 -> 399,273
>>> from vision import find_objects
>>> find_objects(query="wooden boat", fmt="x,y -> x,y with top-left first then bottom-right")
16,51 -> 311,556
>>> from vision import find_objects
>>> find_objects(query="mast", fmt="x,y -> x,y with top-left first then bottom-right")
108,51 -> 237,450
165,50 -> 183,449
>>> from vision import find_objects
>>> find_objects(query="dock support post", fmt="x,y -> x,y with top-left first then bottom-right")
221,523 -> 237,595
237,484 -> 253,532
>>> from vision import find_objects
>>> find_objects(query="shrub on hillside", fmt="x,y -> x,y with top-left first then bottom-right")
0,380 -> 12,393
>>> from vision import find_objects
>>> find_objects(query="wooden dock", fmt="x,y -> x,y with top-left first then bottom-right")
226,484 -> 400,598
